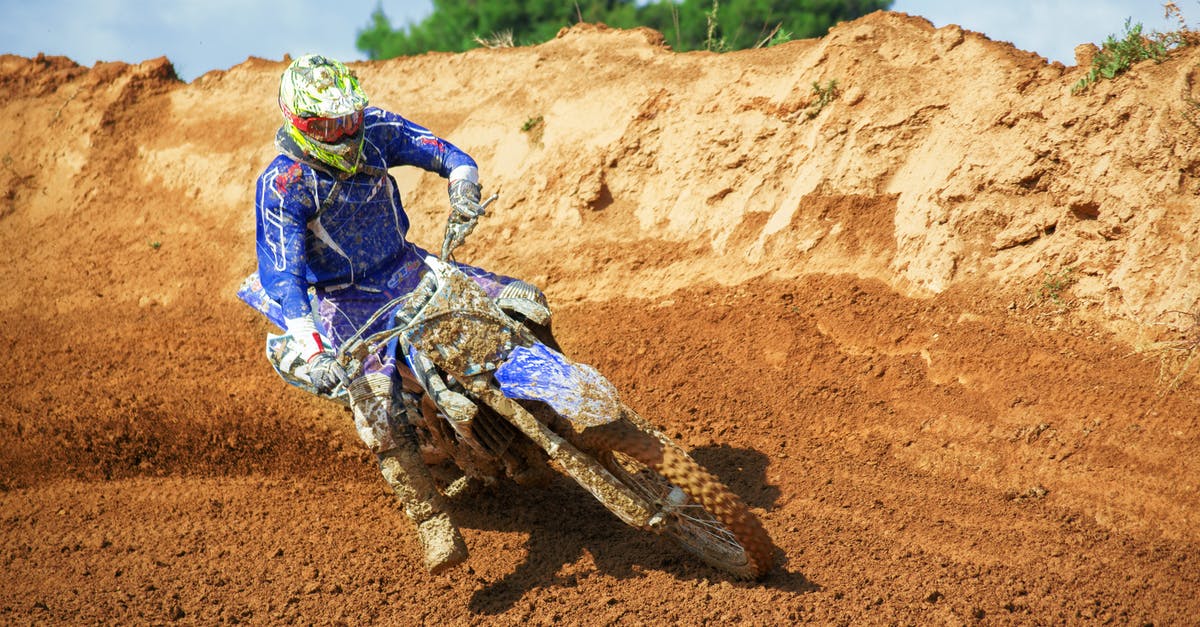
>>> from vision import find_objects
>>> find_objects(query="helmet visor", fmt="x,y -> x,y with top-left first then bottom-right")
287,109 -> 364,143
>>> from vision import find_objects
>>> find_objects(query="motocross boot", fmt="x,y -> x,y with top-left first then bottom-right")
349,373 -> 468,574
377,427 -> 469,575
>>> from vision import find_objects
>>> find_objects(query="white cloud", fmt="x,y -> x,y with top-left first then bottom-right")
892,0 -> 1179,64
0,0 -> 433,81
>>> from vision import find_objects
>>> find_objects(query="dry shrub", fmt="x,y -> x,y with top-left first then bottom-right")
1139,305 -> 1200,393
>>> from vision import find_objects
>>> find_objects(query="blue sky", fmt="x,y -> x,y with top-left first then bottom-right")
0,1 -> 1186,82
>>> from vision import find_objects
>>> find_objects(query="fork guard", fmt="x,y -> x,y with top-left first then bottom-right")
472,385 -> 654,529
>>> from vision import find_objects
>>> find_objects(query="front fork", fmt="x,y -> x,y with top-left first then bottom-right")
466,381 -> 658,529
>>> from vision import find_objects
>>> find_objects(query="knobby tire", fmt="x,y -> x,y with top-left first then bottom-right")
574,419 -> 775,579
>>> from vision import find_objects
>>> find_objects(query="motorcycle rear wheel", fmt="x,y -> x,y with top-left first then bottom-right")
575,420 -> 775,579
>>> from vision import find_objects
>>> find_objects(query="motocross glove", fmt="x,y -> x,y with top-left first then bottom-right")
286,315 -> 347,394
444,178 -> 484,258
448,178 -> 484,221
308,351 -> 349,394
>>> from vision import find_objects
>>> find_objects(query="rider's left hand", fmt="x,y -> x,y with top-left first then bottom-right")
444,179 -> 484,257
448,179 -> 484,222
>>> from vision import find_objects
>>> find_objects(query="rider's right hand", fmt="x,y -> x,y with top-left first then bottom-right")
308,352 -> 349,394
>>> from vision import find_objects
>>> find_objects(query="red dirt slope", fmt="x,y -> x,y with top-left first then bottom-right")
2,11 -> 1198,624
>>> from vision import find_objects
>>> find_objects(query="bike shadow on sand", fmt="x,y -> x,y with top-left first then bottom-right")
453,443 -> 817,616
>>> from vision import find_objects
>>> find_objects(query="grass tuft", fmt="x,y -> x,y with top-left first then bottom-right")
1073,20 -> 1168,94
1071,6 -> 1200,95
1036,266 -> 1077,306
520,115 -> 544,133
704,0 -> 730,52
474,30 -> 514,49
520,115 -> 545,146
804,80 -> 840,120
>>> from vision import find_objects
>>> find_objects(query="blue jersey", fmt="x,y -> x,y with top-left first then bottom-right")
254,107 -> 477,321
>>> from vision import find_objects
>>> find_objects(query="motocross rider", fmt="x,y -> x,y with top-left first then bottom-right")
248,54 -> 548,574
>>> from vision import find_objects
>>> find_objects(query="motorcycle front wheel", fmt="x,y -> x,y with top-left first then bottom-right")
573,419 -> 775,579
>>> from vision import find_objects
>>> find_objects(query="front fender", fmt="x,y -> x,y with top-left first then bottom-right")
493,343 -> 620,428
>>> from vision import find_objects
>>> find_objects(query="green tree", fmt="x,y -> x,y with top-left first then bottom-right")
642,0 -> 893,51
356,0 -> 892,58
357,0 -> 642,58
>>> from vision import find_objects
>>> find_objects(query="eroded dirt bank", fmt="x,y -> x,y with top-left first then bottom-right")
2,11 -> 1198,624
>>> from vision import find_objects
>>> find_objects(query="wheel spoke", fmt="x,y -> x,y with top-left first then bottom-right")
607,451 -> 748,566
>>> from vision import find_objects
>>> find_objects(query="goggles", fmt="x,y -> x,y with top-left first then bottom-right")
286,108 -> 364,143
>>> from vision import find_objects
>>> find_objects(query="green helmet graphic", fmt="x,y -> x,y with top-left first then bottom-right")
278,54 -> 369,174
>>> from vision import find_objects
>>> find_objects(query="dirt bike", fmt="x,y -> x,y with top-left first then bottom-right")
239,197 -> 776,579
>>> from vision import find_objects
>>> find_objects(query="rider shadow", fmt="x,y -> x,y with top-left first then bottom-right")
456,443 -> 818,616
